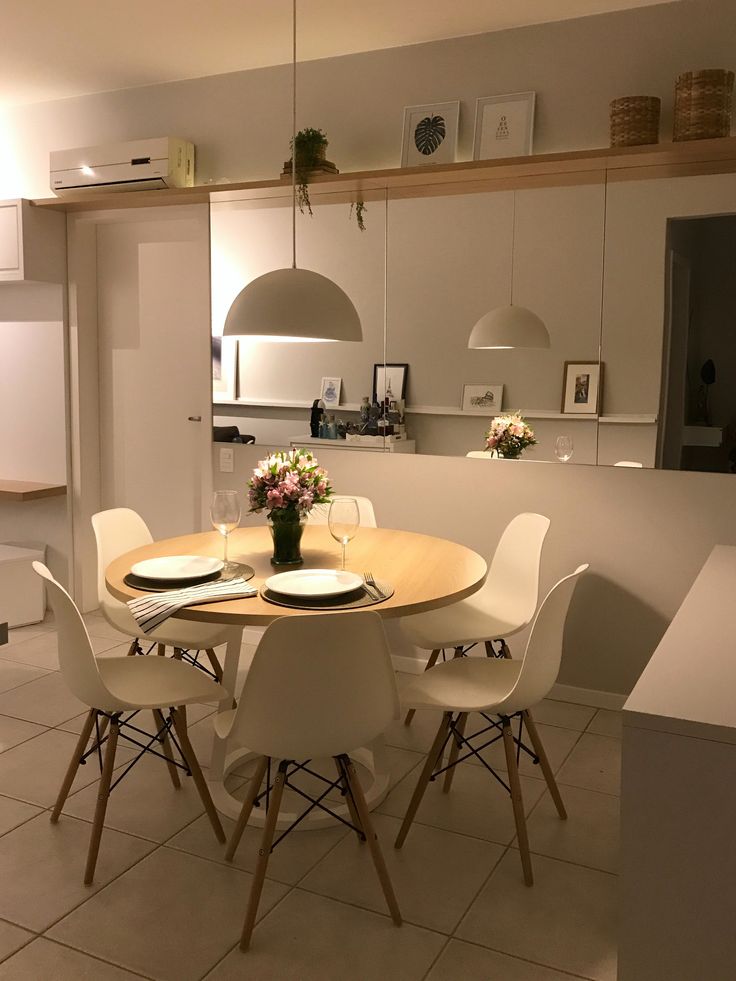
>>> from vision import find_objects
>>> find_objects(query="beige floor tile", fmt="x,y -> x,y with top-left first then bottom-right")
0,715 -> 46,754
205,889 -> 446,981
0,938 -> 143,980
462,716 -> 581,777
457,850 -> 618,981
0,796 -> 42,837
557,734 -> 622,796
4,622 -> 55,647
49,846 -> 288,981
383,704 -> 446,755
63,755 -> 207,843
588,709 -> 623,739
83,615 -> 132,643
379,757 -> 546,845
0,662 -> 48,696
0,922 -> 33,964
169,811 -> 347,885
0,728 -> 133,808
426,940 -> 577,981
0,813 -> 154,932
0,673 -> 86,727
302,812 -> 504,933
0,632 -> 122,672
526,785 -> 620,873
531,698 -> 597,732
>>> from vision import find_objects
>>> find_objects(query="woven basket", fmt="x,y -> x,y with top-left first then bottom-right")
610,96 -> 661,147
674,69 -> 734,141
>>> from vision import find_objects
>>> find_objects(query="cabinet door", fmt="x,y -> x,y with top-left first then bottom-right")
0,201 -> 21,280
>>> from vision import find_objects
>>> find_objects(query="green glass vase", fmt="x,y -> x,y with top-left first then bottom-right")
268,511 -> 306,566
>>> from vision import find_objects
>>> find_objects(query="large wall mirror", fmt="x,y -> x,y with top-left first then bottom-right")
211,170 -> 736,472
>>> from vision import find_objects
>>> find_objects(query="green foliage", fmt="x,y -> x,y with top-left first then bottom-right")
290,128 -> 328,216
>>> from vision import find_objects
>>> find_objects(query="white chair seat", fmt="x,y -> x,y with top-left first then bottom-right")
98,655 -> 223,710
102,601 -> 231,650
402,599 -> 520,649
402,657 -> 522,713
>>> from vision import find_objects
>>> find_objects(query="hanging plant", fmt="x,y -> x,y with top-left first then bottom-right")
350,198 -> 367,231
289,127 -> 328,216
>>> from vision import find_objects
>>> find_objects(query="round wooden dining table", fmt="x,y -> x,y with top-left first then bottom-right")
106,523 -> 487,826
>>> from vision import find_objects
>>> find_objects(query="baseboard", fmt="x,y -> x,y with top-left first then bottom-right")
390,653 -> 627,709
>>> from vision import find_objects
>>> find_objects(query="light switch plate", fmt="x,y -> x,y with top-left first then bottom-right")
219,447 -> 234,473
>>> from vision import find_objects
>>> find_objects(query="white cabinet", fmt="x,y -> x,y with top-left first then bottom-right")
0,199 -> 66,284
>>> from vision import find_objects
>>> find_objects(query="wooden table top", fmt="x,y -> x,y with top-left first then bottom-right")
106,525 -> 487,626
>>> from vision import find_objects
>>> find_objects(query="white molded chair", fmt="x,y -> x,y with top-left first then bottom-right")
307,495 -> 377,528
402,512 -> 550,724
34,562 -> 227,883
396,564 -> 588,885
92,508 -> 231,680
217,611 -> 402,951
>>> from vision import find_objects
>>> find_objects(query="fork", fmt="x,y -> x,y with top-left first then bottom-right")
364,571 -> 386,599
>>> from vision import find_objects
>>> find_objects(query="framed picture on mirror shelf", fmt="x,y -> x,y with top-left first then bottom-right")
373,363 -> 408,404
212,335 -> 238,402
320,376 -> 342,407
462,384 -> 504,414
401,102 -> 459,167
473,92 -> 535,160
561,361 -> 603,414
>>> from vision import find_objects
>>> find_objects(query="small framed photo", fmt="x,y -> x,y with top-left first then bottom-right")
373,363 -> 408,403
462,384 -> 504,414
212,335 -> 238,402
473,92 -> 535,161
561,362 -> 603,414
320,376 -> 342,407
401,102 -> 459,167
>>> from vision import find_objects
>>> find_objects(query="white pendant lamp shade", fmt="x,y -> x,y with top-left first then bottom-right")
468,304 -> 550,350
223,267 -> 362,342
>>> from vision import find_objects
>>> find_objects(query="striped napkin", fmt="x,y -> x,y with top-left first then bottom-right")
127,577 -> 257,634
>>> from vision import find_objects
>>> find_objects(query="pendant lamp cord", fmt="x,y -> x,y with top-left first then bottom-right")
509,190 -> 516,307
291,0 -> 297,269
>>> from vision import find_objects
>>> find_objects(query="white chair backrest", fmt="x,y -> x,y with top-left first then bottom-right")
308,495 -> 377,528
91,508 -> 153,607
476,513 -> 551,629
32,562 -> 125,712
614,461 -> 643,468
501,564 -> 588,713
230,611 -> 399,760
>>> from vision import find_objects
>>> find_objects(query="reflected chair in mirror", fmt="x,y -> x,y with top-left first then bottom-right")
218,611 -> 402,951
614,460 -> 643,467
213,425 -> 256,444
402,512 -> 550,726
92,508 -> 232,685
395,564 -> 588,885
307,495 -> 377,528
33,562 -> 227,884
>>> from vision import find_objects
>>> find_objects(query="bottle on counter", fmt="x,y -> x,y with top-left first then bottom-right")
360,397 -> 370,424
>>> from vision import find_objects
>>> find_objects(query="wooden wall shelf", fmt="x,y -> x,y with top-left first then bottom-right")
0,479 -> 67,502
32,137 -> 736,214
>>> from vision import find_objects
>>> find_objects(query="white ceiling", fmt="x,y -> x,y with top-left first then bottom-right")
2,0 -> 677,109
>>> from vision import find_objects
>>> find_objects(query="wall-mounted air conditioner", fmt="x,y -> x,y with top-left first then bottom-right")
50,137 -> 195,195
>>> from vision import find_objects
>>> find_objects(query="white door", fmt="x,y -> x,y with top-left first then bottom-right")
96,207 -> 212,539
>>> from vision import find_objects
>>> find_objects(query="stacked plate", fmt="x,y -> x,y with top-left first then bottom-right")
125,555 -> 225,591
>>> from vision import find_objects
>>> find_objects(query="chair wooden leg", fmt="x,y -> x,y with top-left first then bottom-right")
404,649 -> 442,726
343,755 -> 402,926
157,644 -> 166,656
523,709 -> 567,820
204,648 -> 223,682
395,712 -> 453,849
442,712 -> 467,794
240,760 -> 287,951
500,639 -> 512,659
171,706 -> 225,843
502,717 -> 533,886
335,757 -> 364,842
51,708 -> 97,823
153,709 -> 181,789
225,756 -> 268,862
173,647 -> 183,660
126,640 -> 138,656
84,715 -> 120,885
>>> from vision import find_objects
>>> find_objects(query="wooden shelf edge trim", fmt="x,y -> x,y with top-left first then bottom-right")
0,480 -> 67,502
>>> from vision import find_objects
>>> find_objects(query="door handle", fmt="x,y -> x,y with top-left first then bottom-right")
187,415 -> 202,422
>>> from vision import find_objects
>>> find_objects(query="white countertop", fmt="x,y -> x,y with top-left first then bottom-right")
624,545 -> 736,744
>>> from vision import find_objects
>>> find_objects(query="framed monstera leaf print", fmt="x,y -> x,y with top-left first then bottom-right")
401,101 -> 459,167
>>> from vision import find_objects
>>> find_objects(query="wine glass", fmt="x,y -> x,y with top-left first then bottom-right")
328,497 -> 360,571
555,436 -> 574,463
210,490 -> 241,574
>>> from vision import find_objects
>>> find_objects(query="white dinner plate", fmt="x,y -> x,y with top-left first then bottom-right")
264,569 -> 363,598
130,555 -> 224,581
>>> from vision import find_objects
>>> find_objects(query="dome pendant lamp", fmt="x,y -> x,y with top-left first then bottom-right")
223,0 -> 362,344
468,191 -> 550,350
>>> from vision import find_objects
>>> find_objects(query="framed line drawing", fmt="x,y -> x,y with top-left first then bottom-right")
373,363 -> 408,404
561,361 -> 603,414
401,102 -> 459,167
473,92 -> 535,161
461,384 -> 504,414
320,376 -> 342,407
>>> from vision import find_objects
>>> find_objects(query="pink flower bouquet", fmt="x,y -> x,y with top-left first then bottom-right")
248,449 -> 332,516
484,413 -> 537,459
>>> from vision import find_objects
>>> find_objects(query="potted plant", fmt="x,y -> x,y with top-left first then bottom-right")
484,412 -> 537,459
286,127 -> 329,216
